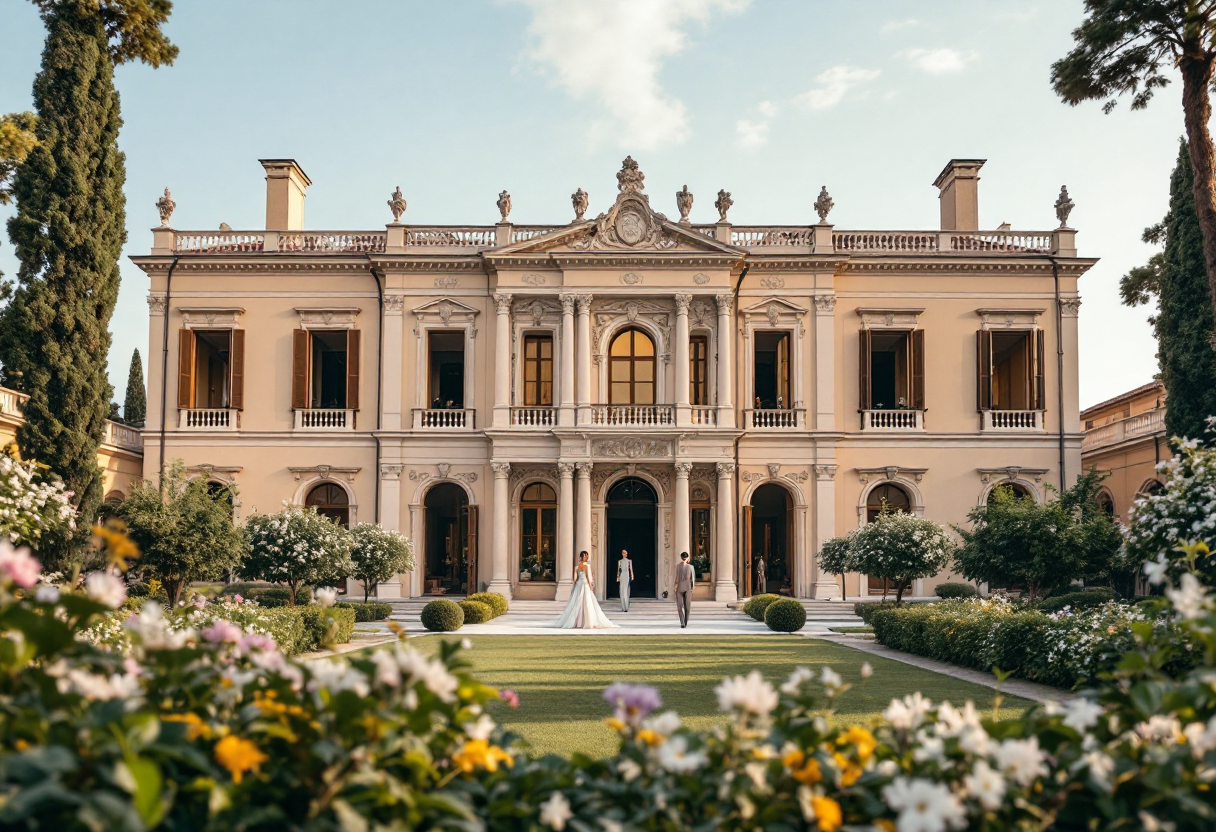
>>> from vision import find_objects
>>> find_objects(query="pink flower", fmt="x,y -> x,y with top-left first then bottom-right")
501,689 -> 520,708
233,594 -> 244,603
238,632 -> 277,654
0,541 -> 42,588
192,595 -> 206,609
202,619 -> 243,644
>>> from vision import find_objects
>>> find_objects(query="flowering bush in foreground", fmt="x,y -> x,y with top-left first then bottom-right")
1,535 -> 1215,831
0,453 -> 74,547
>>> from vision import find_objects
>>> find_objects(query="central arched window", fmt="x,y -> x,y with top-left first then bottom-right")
866,482 -> 910,522
609,328 -> 655,405
306,482 -> 350,528
520,482 -> 557,582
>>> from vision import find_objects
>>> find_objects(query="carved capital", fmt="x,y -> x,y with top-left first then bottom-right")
147,294 -> 167,316
813,295 -> 837,313
815,464 -> 837,481
575,461 -> 594,478
559,293 -> 577,315
674,462 -> 693,478
714,294 -> 733,315
716,462 -> 736,477
1060,297 -> 1082,318
673,293 -> 692,313
493,293 -> 513,315
380,464 -> 403,481
384,295 -> 405,315
557,461 -> 576,477
491,462 -> 511,478
574,294 -> 594,315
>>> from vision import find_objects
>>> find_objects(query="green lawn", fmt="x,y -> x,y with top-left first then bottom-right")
405,635 -> 1033,758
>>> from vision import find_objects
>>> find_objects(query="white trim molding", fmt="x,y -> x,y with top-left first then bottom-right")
295,307 -> 361,330
856,307 -> 925,330
975,308 -> 1045,330
179,306 -> 246,329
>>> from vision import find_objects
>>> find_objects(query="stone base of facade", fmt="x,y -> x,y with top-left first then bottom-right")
714,580 -> 739,604
812,579 -> 843,601
485,579 -> 514,600
377,579 -> 403,599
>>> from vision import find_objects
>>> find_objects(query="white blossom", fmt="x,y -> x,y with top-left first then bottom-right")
1165,573 -> 1210,620
882,777 -> 967,832
314,587 -> 338,608
464,714 -> 496,741
84,571 -> 127,608
780,666 -> 815,695
1183,717 -> 1216,758
991,737 -> 1048,788
1142,554 -> 1170,586
539,791 -> 573,831
643,710 -> 682,736
656,735 -> 708,773
307,658 -> 370,698
1134,715 -> 1183,745
820,666 -> 843,689
1061,697 -> 1104,733
884,691 -> 933,731
715,670 -> 778,716
962,760 -> 1006,811
860,662 -> 874,679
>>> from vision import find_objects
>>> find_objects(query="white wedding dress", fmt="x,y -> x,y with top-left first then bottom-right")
555,563 -> 617,629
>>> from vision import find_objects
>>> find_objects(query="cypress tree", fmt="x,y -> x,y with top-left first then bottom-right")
0,1 -> 175,567
1122,140 -> 1216,441
124,348 -> 145,427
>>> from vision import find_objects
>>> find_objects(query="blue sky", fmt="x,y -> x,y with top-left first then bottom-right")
0,0 -> 1185,409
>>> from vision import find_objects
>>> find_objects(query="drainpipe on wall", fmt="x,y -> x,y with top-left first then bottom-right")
157,255 -> 180,489
372,267 -> 384,525
731,262 -> 750,594
1048,256 -> 1066,490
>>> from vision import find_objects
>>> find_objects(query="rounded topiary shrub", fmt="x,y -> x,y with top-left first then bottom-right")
421,599 -> 464,632
935,582 -> 979,599
465,592 -> 508,618
458,600 -> 493,624
764,598 -> 807,632
744,593 -> 781,621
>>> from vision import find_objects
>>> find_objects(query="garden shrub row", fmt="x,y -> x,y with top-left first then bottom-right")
335,601 -> 393,622
1036,587 -> 1117,614
421,593 -> 509,631
869,597 -> 1197,688
465,591 -> 509,617
934,582 -> 978,599
743,593 -> 780,621
763,598 -> 806,632
278,605 -> 356,652
459,600 -> 493,624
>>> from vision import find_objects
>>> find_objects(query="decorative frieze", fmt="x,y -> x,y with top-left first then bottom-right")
978,467 -> 1047,485
521,273 -> 547,285
433,276 -> 460,288
857,466 -> 925,484
409,464 -> 478,484
591,438 -> 672,458
289,465 -> 360,482
976,308 -> 1045,330
294,307 -> 358,330
856,307 -> 924,330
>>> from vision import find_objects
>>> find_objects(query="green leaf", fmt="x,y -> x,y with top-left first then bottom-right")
122,754 -> 166,828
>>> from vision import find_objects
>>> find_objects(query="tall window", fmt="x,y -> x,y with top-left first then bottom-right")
866,482 -> 911,522
753,332 -> 790,409
520,482 -> 557,582
306,483 -> 350,527
292,329 -> 360,411
427,331 -> 465,408
609,328 -> 655,405
859,330 -> 924,410
691,499 -> 712,582
178,329 -> 245,410
690,335 -> 709,406
522,334 -> 554,406
977,329 -> 1044,411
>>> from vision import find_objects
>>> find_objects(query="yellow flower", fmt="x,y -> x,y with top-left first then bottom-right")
451,739 -> 513,774
875,820 -> 896,832
163,712 -> 213,741
832,752 -> 862,787
635,729 -> 665,747
14,739 -> 29,751
810,796 -> 843,832
214,735 -> 268,784
605,717 -> 626,732
783,750 -> 823,785
90,521 -> 140,571
837,726 -> 877,762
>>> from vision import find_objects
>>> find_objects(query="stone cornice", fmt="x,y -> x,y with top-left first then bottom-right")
839,258 -> 1097,276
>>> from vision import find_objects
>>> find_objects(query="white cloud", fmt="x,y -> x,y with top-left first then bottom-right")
881,19 -> 919,33
899,47 -> 978,74
736,100 -> 777,149
515,0 -> 750,150
794,65 -> 881,110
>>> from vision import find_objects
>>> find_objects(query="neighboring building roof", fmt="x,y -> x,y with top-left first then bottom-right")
1081,379 -> 1165,421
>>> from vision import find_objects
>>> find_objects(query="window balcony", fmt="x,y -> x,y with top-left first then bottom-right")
590,404 -> 674,426
179,408 -> 238,430
294,408 -> 356,430
860,408 -> 924,431
981,409 -> 1044,431
510,406 -> 556,428
689,405 -> 717,426
413,408 -> 475,429
744,408 -> 805,429
103,420 -> 143,450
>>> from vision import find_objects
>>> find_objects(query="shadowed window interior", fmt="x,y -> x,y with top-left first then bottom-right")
860,330 -> 924,410
690,334 -> 709,406
608,328 -> 655,405
309,330 -> 348,409
428,331 -> 465,408
193,330 -> 231,409
424,483 -> 474,595
306,482 -> 349,527
749,483 -> 793,595
753,331 -> 790,409
978,329 -> 1044,412
520,482 -> 557,582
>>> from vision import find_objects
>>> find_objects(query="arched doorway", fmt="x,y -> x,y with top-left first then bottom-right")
519,482 -> 557,584
606,477 -> 657,598
1096,489 -> 1116,517
745,483 -> 793,596
306,482 -> 350,527
865,482 -> 911,594
424,483 -> 476,596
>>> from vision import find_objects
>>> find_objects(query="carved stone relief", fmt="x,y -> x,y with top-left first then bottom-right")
760,275 -> 785,289
591,438 -> 672,459
692,273 -> 710,285
434,276 -> 459,289
520,273 -> 547,285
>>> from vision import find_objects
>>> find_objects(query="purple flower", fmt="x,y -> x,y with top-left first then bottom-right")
603,683 -> 662,725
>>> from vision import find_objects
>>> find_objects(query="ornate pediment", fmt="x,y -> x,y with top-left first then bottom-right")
411,297 -> 480,325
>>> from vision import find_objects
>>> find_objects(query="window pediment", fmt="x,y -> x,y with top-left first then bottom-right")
741,297 -> 806,329
976,308 -> 1044,330
178,307 -> 245,329
856,307 -> 925,330
295,307 -> 361,330
412,297 -> 480,325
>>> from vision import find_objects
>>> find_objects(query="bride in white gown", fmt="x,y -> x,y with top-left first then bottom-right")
555,551 -> 617,629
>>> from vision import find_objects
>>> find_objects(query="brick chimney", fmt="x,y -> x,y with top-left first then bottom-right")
259,159 -> 311,230
932,159 -> 985,231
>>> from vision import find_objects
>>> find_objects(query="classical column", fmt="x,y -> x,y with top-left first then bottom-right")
492,293 -> 513,428
674,462 -> 692,562
555,462 -> 576,601
575,295 -> 593,425
715,462 -> 738,602
575,462 -> 593,560
559,294 -> 576,427
674,294 -> 692,426
814,295 -> 836,431
488,462 -> 513,598
813,463 -> 842,599
382,293 -> 405,431
376,464 -> 404,598
715,294 -> 735,429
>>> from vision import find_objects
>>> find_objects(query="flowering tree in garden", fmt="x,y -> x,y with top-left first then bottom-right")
0,453 -> 74,549
846,510 -> 956,604
240,504 -> 352,605
348,522 -> 414,602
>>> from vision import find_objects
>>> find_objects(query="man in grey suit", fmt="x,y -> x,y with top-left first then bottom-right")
674,551 -> 696,628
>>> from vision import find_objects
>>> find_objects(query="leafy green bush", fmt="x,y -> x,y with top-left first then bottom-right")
219,581 -> 275,597
1037,587 -> 1118,614
743,593 -> 781,621
335,601 -> 393,622
763,598 -> 806,632
853,600 -> 900,624
458,600 -> 493,624
934,582 -> 978,599
465,591 -> 509,618
348,523 -> 415,602
421,598 -> 464,632
241,505 -> 353,605
278,605 -> 356,651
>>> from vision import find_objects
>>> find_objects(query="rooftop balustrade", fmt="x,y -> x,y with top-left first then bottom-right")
1082,409 -> 1166,452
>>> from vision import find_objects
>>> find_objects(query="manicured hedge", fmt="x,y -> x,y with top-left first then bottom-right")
336,601 -> 393,622
934,582 -> 978,599
279,606 -> 356,652
1037,587 -> 1117,614
421,599 -> 464,632
743,594 -> 781,621
459,600 -> 494,624
763,598 -> 806,632
853,601 -> 899,624
465,592 -> 509,618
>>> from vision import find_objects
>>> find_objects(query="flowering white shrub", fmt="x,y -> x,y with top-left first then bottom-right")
846,510 -> 956,603
240,504 -> 353,604
0,454 -> 74,548
348,523 -> 414,602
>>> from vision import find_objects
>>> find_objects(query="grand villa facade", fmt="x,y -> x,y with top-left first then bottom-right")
131,156 -> 1092,602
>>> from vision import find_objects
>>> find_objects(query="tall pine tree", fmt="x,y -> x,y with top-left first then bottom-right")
124,348 -> 145,427
1121,139 -> 1216,441
0,0 -> 175,566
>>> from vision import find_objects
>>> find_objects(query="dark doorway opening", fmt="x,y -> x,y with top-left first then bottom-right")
424,483 -> 476,595
753,331 -> 790,410
428,331 -> 465,408
749,483 -> 793,596
606,477 -> 657,599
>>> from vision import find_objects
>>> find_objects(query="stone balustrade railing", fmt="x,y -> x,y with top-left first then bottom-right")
744,408 -> 805,429
689,406 -> 717,426
294,408 -> 355,430
0,386 -> 28,416
860,408 -> 924,431
405,227 -> 497,247
731,226 -> 815,248
413,408 -> 475,429
510,226 -> 554,244
1082,409 -> 1166,451
510,407 -> 556,427
103,420 -> 142,450
981,409 -> 1044,431
590,404 -> 675,426
279,232 -> 386,253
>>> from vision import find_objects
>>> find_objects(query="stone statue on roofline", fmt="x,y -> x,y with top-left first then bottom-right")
715,189 -> 733,222
571,188 -> 588,222
1054,185 -> 1074,228
497,190 -> 512,222
388,187 -> 407,223
617,156 -> 645,193
676,185 -> 693,223
156,187 -> 175,227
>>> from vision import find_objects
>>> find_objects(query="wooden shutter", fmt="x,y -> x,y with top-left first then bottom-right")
177,329 -> 196,409
229,329 -> 245,410
976,330 -> 991,411
346,329 -> 361,411
1033,329 -> 1046,411
776,334 -> 790,406
742,504 -> 753,597
858,329 -> 872,410
911,329 -> 925,409
291,329 -> 310,410
466,504 -> 479,592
